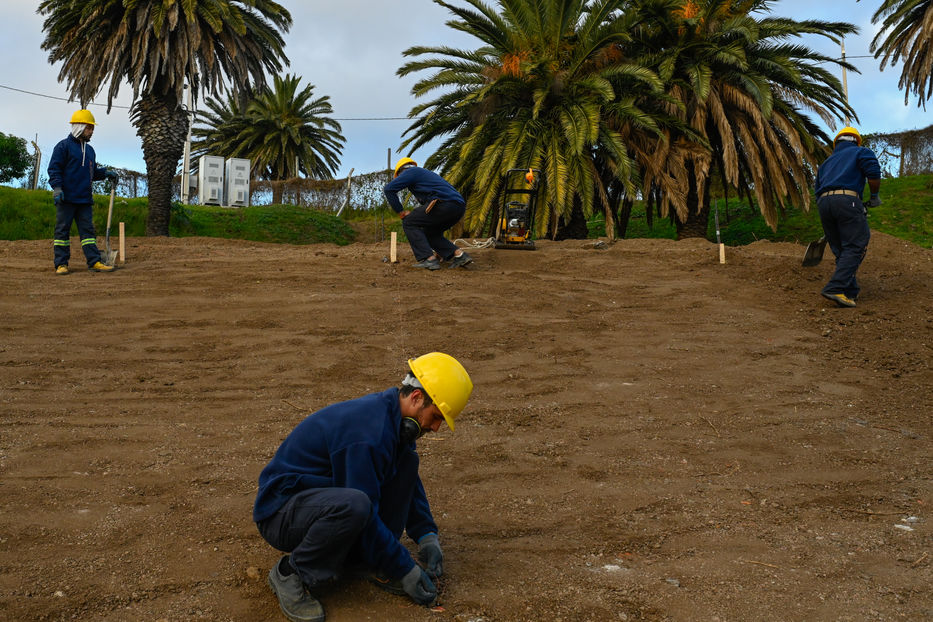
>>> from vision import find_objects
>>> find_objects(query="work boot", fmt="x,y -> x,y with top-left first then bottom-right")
413,257 -> 441,270
89,261 -> 116,272
821,291 -> 856,308
55,265 -> 69,275
267,557 -> 325,622
447,251 -> 473,268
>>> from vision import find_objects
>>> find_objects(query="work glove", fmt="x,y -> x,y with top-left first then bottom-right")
400,564 -> 436,606
867,193 -> 881,208
53,188 -> 63,206
417,533 -> 443,579
105,170 -> 119,183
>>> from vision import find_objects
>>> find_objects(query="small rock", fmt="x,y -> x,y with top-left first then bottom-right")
246,566 -> 261,580
665,578 -> 681,587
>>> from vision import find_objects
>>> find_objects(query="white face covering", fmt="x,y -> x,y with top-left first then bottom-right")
70,123 -> 89,139
70,123 -> 91,165
401,373 -> 424,389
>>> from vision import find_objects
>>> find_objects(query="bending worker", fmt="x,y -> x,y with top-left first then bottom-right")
383,158 -> 473,270
813,126 -> 881,308
48,109 -> 119,274
253,353 -> 473,622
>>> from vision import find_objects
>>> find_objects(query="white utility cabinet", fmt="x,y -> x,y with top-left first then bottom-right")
198,155 -> 225,205
225,158 -> 250,207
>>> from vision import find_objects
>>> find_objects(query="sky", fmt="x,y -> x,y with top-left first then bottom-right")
0,0 -> 928,185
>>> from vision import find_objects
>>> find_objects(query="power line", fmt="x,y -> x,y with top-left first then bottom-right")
0,83 -> 132,109
0,83 -> 410,120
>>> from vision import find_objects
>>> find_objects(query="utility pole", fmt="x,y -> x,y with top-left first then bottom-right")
31,135 -> 41,190
181,84 -> 193,204
841,39 -> 850,126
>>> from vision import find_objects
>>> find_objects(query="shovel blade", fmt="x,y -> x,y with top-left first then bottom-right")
802,237 -> 826,267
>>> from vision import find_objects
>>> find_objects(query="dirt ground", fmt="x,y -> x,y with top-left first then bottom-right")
0,231 -> 930,622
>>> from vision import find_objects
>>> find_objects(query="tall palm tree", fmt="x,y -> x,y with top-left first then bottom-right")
626,0 -> 858,238
39,0 -> 292,235
869,0 -> 933,107
193,74 -> 345,204
398,0 -> 667,240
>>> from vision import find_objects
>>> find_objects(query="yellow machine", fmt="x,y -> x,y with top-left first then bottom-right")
495,168 -> 541,250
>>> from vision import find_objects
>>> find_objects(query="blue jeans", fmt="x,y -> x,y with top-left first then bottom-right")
402,200 -> 465,261
54,202 -> 101,268
818,194 -> 870,299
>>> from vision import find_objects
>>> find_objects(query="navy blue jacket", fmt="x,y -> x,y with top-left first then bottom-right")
815,141 -> 881,196
384,167 -> 465,213
253,388 -> 437,578
48,135 -> 108,205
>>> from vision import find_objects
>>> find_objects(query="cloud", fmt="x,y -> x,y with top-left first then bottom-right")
1,0 -> 928,186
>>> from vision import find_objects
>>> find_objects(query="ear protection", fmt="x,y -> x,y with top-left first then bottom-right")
399,417 -> 422,445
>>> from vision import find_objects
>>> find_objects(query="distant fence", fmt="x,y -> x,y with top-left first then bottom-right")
246,170 -> 393,211
863,124 -> 933,178
28,163 -> 393,211
166,168 -> 393,210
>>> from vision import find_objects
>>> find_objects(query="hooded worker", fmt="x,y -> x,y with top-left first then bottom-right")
383,158 -> 473,270
813,127 -> 882,308
47,109 -> 119,274
254,353 -> 473,622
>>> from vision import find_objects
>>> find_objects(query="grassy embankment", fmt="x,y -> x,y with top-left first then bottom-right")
0,188 -> 355,245
1,174 -> 929,248
588,173 -> 932,248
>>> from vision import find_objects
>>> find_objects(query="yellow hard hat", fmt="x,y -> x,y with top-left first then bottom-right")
408,352 -> 472,430
394,157 -> 417,178
834,126 -> 861,146
70,109 -> 96,125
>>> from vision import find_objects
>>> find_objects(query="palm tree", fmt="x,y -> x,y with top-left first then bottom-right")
870,0 -> 933,107
626,0 -> 859,238
397,0 -> 668,240
39,0 -> 292,235
192,74 -> 345,204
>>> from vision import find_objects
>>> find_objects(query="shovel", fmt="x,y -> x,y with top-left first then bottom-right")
802,236 -> 826,267
102,183 -> 118,266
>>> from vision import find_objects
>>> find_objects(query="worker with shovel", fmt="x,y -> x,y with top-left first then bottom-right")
384,158 -> 473,270
48,109 -> 119,274
813,127 -> 881,308
253,353 -> 472,622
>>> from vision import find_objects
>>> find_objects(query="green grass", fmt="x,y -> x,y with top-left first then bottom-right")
586,174 -> 932,248
3,174 -> 930,248
0,187 -> 355,245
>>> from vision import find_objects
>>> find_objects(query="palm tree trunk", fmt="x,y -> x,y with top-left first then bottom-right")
675,162 -> 712,240
555,199 -> 589,240
133,93 -> 188,236
617,196 -> 633,238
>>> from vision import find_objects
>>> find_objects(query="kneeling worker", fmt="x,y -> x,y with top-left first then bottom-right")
253,353 -> 473,622
383,158 -> 473,270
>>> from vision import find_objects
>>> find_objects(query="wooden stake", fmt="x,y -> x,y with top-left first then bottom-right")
719,243 -> 726,264
740,559 -> 782,570
390,231 -> 398,263
119,222 -> 125,264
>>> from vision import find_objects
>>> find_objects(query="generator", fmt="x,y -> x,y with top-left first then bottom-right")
495,168 -> 541,250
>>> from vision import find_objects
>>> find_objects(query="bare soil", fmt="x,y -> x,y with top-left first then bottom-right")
1,233 -> 930,622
